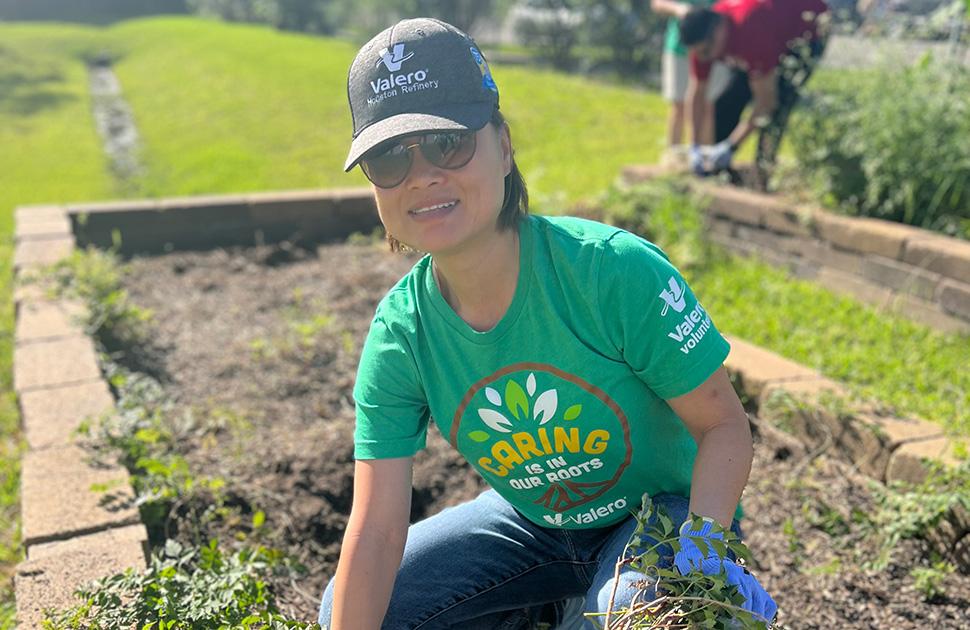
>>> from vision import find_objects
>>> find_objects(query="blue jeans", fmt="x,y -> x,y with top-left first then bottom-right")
318,489 -> 742,629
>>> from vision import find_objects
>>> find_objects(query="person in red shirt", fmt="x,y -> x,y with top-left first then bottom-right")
679,0 -> 830,187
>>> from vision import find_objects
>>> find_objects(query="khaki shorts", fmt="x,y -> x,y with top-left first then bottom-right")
661,51 -> 731,103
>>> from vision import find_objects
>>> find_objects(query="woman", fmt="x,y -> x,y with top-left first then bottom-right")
319,17 -> 776,630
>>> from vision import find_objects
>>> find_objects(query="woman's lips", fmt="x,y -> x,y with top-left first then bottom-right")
409,199 -> 458,219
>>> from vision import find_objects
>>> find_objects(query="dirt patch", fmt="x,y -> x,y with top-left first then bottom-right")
114,240 -> 969,626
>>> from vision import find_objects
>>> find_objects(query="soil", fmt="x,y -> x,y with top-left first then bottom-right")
113,239 -> 970,628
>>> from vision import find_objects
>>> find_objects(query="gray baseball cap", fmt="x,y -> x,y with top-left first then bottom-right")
344,18 -> 500,171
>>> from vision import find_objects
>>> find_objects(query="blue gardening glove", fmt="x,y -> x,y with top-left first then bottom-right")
688,144 -> 706,175
708,139 -> 735,171
674,517 -> 778,623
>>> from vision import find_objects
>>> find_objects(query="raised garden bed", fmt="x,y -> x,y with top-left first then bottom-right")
91,237 -> 970,625
12,191 -> 970,627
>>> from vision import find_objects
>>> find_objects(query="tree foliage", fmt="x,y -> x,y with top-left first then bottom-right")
513,0 -> 666,75
185,0 -> 508,35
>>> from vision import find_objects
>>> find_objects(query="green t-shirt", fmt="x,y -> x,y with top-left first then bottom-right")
353,215 -> 731,529
664,0 -> 714,56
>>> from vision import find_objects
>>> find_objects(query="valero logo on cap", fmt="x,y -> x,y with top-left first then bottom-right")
377,43 -> 414,72
368,41 -> 437,106
344,18 -> 501,172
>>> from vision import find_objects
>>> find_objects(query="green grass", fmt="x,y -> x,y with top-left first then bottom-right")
691,255 -> 970,436
0,24 -> 120,626
102,16 -> 668,206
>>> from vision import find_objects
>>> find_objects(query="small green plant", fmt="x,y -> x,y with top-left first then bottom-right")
781,517 -> 801,558
83,361 -> 231,542
864,459 -> 970,571
801,499 -> 851,544
43,246 -> 153,345
249,294 -> 339,363
910,560 -> 955,602
595,494 -> 777,630
42,539 -> 318,629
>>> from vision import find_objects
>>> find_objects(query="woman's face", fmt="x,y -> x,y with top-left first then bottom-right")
371,122 -> 512,256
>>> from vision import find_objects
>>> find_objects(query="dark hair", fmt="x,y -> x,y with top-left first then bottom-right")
387,108 -> 529,252
492,108 -> 529,231
679,8 -> 722,47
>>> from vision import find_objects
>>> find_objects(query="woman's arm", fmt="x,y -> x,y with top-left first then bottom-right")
330,456 -> 414,630
665,367 -> 753,527
651,0 -> 691,19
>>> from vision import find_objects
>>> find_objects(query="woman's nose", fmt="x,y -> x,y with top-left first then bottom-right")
405,146 -> 445,188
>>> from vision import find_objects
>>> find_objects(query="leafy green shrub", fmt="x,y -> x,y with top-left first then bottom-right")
43,539 -> 318,629
597,178 -> 718,273
788,59 -> 970,239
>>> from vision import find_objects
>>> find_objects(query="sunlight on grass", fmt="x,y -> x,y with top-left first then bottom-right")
105,17 -> 668,205
691,256 -> 970,436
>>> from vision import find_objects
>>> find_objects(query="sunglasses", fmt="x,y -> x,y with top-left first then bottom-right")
360,131 -> 477,189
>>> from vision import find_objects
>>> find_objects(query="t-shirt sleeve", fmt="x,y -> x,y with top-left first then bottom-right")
596,231 -> 730,400
352,312 -> 430,460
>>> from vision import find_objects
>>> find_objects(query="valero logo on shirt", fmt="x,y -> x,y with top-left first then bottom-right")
450,363 -> 633,527
658,276 -> 686,316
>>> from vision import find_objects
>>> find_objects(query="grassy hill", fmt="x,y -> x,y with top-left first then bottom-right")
98,16 -> 670,205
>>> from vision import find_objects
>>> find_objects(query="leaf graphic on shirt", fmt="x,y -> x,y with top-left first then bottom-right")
533,389 -> 558,425
485,387 -> 502,407
563,404 -> 582,421
478,409 -> 513,433
526,373 -> 537,396
467,430 -> 491,442
505,380 -> 529,420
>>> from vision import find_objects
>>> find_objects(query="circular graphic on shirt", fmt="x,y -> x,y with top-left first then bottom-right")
450,363 -> 632,523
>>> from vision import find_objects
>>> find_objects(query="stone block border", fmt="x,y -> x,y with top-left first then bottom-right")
622,165 -> 970,334
11,188 -> 967,625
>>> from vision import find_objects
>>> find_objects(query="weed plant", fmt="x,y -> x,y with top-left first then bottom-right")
81,359 -> 231,544
43,246 -> 154,347
864,459 -> 970,572
42,539 -> 319,629
594,494 -> 778,630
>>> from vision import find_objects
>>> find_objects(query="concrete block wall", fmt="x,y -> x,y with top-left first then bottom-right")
622,165 -> 970,334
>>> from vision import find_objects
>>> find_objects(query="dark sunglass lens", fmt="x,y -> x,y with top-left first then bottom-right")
361,144 -> 411,188
424,133 -> 476,169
